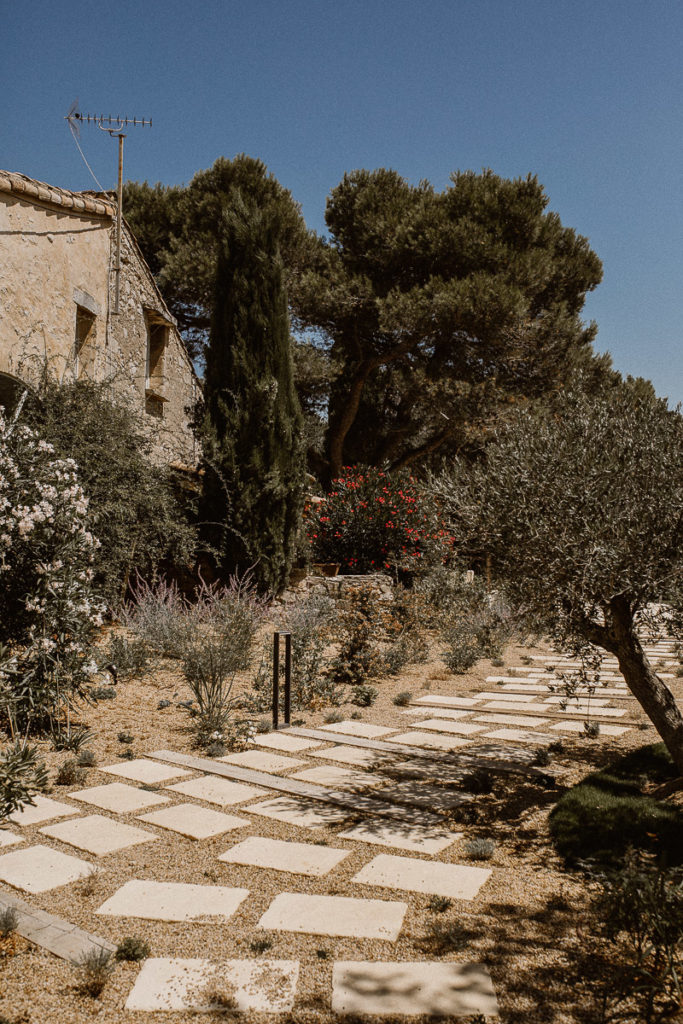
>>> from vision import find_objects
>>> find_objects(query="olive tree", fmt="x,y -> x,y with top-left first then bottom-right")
432,379 -> 683,772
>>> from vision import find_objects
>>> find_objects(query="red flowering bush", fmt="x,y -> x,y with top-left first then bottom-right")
304,466 -> 455,574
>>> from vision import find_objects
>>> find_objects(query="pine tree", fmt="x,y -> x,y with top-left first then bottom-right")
201,189 -> 305,594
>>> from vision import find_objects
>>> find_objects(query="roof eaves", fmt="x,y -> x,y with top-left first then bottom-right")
0,170 -> 116,219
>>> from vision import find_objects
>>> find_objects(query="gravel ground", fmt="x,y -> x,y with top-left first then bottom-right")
0,627 -> 678,1024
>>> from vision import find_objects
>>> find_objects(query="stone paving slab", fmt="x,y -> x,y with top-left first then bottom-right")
0,844 -> 94,893
0,829 -> 22,848
100,759 -> 193,784
165,775 -> 266,806
413,695 -> 482,708
383,781 -> 473,810
473,712 -> 555,727
0,889 -> 115,961
290,764 -> 385,789
40,814 -> 157,856
550,721 -> 631,735
70,782 -> 171,814
125,957 -> 299,1012
542,695 -> 610,707
218,750 -> 307,773
474,690 -> 538,701
500,683 -> 630,697
252,732 -> 322,753
96,879 -> 249,921
338,820 -> 460,855
484,728 -> 555,744
257,892 -> 407,941
400,707 -> 473,720
319,720 -> 396,739
353,853 -> 491,900
332,961 -> 499,1017
9,794 -> 80,826
244,795 -> 349,829
308,744 -> 392,767
137,804 -> 249,840
409,719 -> 486,736
388,731 -> 471,750
483,701 -> 555,714
219,835 -> 350,876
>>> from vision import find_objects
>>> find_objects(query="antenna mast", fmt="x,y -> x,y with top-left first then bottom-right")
65,105 -> 152,314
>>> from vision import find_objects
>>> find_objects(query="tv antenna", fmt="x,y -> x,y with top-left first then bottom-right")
65,100 -> 152,314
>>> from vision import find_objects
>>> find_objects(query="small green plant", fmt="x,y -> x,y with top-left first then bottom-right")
205,740 -> 226,757
316,949 -> 330,960
118,748 -> 136,760
55,758 -> 86,786
50,725 -> 93,752
249,937 -> 273,953
0,906 -> 18,937
351,684 -> 379,707
393,691 -> 413,707
462,768 -> 494,795
0,741 -> 48,821
90,686 -> 117,701
74,946 -> 114,997
423,920 -> 469,955
117,731 -> 134,744
441,626 -> 479,673
548,740 -> 565,754
106,635 -> 150,679
115,936 -> 150,961
349,710 -> 363,720
324,711 -> 344,724
583,721 -> 601,739
427,895 -> 453,913
257,717 -> 272,733
520,655 -> 533,665
491,657 -> 505,668
77,750 -> 96,768
465,838 -> 496,860
533,747 -> 551,767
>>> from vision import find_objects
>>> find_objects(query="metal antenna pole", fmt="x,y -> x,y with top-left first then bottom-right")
114,133 -> 125,314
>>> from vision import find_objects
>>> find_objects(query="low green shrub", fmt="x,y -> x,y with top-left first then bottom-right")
75,947 -> 114,997
441,626 -> 479,673
50,725 -> 93,752
0,742 -> 48,821
427,895 -> 453,913
465,838 -> 496,860
351,684 -> 379,707
106,635 -> 150,679
0,906 -> 18,937
115,936 -> 150,961
55,759 -> 86,786
393,691 -> 413,707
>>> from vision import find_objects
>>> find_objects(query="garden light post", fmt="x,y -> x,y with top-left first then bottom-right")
272,631 -> 292,729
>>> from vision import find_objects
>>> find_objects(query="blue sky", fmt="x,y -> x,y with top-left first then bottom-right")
3,0 -> 681,403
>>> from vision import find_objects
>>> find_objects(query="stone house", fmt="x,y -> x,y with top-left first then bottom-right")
0,170 -> 198,466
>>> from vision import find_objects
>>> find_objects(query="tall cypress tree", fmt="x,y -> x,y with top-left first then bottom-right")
201,187 -> 305,594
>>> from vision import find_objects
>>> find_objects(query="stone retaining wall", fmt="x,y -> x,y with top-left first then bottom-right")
278,573 -> 394,604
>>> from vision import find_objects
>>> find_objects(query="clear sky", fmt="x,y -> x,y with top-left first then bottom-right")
3,0 -> 681,403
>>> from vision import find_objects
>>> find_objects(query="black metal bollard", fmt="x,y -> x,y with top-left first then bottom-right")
272,631 -> 292,730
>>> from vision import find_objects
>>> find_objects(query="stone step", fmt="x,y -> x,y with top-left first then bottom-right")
414,698 -> 639,726
0,889 -> 115,962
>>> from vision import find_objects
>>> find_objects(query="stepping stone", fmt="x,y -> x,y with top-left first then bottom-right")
410,719 -> 486,736
40,814 -> 157,856
413,695 -> 481,708
99,759 -> 193,785
0,844 -> 94,893
125,957 -> 299,1013
290,765 -> 384,789
388,731 -> 471,750
332,961 -> 498,1017
339,819 -> 459,855
549,721 -> 631,736
244,795 -> 348,829
257,892 -> 407,941
475,690 -> 538,701
385,781 -> 473,810
400,708 -> 472,720
96,879 -> 249,921
9,794 -> 79,826
70,782 -> 171,814
0,830 -> 22,848
353,853 -> 491,900
319,720 -> 395,739
474,713 -> 546,727
308,744 -> 390,767
218,751 -> 306,773
552,705 -> 627,718
137,804 -> 249,840
483,701 -> 550,714
165,776 -> 265,806
253,732 -> 322,752
219,836 -> 350,876
543,696 -> 609,706
484,729 -> 554,744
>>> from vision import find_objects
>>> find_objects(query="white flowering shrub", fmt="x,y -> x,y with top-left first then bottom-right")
0,411 -> 104,732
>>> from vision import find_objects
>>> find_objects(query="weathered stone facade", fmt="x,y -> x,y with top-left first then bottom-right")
278,573 -> 394,604
0,171 -> 197,465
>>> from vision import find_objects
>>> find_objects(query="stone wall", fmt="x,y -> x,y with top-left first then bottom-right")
278,573 -> 394,604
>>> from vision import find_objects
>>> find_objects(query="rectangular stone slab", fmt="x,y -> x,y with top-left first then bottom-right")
99,759 -> 193,784
125,957 -> 299,1012
339,819 -> 459,855
70,782 -> 171,814
353,853 -> 491,900
253,732 -> 322,752
40,814 -> 157,856
96,879 -> 249,921
219,836 -> 350,876
290,765 -> 385,789
0,830 -> 22,848
332,961 -> 499,1017
307,744 -> 391,767
384,781 -> 473,810
483,701 -> 551,714
244,795 -> 348,829
9,794 -> 80,826
257,892 -> 407,941
401,708 -> 472,720
388,731 -> 471,750
413,695 -> 482,708
409,719 -> 486,736
165,776 -> 265,806
319,720 -> 395,738
542,696 -> 610,706
137,804 -> 249,839
0,844 -> 94,893
549,721 -> 631,736
474,691 -> 538,701
218,751 -> 307,773
484,729 -> 554,744
473,713 -> 546,727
